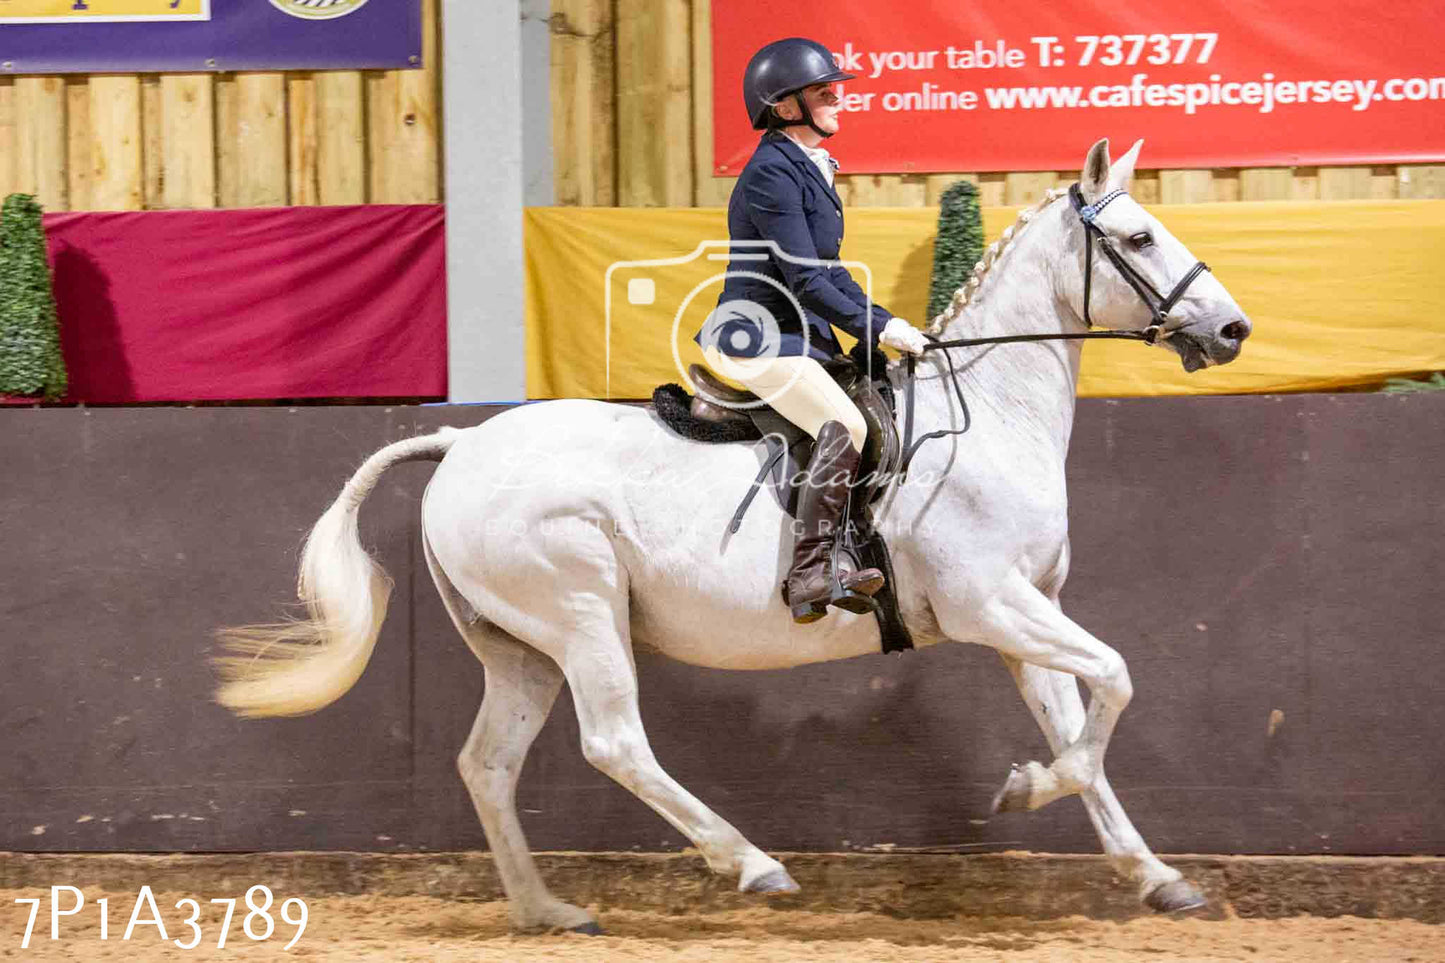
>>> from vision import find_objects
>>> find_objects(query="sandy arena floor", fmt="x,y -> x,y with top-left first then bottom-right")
3,891 -> 1442,962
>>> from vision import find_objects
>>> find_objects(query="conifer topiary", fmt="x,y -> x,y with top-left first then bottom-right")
0,193 -> 66,400
926,180 -> 984,322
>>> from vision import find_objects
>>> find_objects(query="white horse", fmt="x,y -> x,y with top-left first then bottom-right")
216,139 -> 1252,932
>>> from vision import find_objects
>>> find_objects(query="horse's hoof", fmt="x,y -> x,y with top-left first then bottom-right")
567,921 -> 605,936
742,867 -> 801,895
1144,879 -> 1207,914
990,763 -> 1033,814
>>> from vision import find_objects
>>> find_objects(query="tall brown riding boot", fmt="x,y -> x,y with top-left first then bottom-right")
786,421 -> 885,624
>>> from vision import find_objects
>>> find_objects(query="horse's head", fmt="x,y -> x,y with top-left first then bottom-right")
1064,138 -> 1251,371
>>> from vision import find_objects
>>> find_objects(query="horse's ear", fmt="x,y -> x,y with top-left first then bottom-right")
1081,138 -> 1111,200
1107,139 -> 1144,192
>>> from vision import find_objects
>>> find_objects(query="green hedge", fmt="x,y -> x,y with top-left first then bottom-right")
926,180 -> 984,321
0,193 -> 66,400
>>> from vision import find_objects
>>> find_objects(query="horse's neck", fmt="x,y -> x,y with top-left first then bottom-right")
912,209 -> 1085,460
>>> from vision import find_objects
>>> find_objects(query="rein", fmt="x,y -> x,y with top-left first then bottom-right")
898,181 -> 1211,476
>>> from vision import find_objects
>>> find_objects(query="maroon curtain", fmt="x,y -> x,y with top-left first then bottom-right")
33,204 -> 447,403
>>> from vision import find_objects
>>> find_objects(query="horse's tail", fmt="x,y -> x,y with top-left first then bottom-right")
213,427 -> 462,718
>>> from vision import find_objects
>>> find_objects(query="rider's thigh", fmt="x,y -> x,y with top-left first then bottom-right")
703,348 -> 866,453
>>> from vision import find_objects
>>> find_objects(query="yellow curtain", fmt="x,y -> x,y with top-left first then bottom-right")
524,201 -> 1445,399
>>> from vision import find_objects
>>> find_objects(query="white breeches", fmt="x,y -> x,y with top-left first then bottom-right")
702,346 -> 867,454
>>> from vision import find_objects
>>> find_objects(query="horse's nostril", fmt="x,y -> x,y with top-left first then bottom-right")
1220,320 -> 1249,342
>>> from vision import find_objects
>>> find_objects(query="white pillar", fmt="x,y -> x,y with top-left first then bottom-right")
443,0 -> 527,402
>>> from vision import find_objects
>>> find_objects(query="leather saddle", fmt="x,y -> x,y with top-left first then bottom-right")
650,344 -> 913,653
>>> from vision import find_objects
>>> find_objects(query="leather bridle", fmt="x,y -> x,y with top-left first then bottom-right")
898,182 -> 1214,476
1068,182 -> 1211,343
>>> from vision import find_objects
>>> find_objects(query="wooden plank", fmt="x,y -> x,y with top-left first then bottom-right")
0,79 -> 14,200
160,74 -> 216,208
1212,169 -> 1240,203
231,74 -> 288,208
975,173 -> 1005,207
14,77 -> 67,211
845,174 -> 881,207
1239,168 -> 1292,201
1003,172 -> 1057,206
1159,169 -> 1213,204
1291,167 -> 1319,201
315,71 -> 365,204
214,73 -> 239,207
897,174 -> 928,207
1398,165 -> 1445,199
1319,166 -> 1372,200
140,76 -> 162,208
90,76 -> 144,211
615,0 -> 690,206
689,0 -> 731,207
846,174 -> 918,206
65,79 -> 92,212
1131,170 -> 1161,205
551,0 -> 615,205
1370,166 -> 1397,200
287,73 -> 319,206
368,0 -> 439,204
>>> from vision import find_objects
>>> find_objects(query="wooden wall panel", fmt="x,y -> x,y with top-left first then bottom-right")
14,77 -> 66,211
160,75 -> 216,209
688,0 -> 733,207
65,80 -> 91,212
615,0 -> 691,206
0,79 -> 14,201
1160,169 -> 1213,205
368,0 -> 440,204
141,76 -> 163,209
219,74 -> 287,208
0,4 -> 440,212
1240,168 -> 1292,201
315,71 -> 366,205
286,74 -> 319,206
1399,165 -> 1445,199
551,0 -> 616,206
1320,166 -> 1375,200
89,76 -> 143,211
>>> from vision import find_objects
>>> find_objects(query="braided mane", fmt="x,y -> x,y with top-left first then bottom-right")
926,188 -> 1070,336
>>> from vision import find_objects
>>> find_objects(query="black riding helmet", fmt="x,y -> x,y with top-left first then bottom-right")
744,37 -> 855,139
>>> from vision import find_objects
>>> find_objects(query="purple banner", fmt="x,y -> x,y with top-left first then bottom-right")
0,0 -> 421,73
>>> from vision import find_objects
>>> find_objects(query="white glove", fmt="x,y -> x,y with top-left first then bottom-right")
880,317 -> 928,355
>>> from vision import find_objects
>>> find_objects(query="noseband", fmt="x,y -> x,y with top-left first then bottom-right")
898,183 -> 1213,476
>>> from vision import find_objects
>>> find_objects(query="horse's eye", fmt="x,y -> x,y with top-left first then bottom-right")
1130,232 -> 1154,249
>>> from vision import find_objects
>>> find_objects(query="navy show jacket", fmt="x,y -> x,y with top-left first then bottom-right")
697,131 -> 893,363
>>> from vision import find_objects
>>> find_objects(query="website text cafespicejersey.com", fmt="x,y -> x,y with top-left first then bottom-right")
830,33 -> 1445,116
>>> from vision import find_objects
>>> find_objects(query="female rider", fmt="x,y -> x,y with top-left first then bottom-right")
697,37 -> 928,624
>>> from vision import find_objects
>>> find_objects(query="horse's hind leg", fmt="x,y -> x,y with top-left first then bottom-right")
454,623 -> 602,933
559,626 -> 799,894
1000,654 -> 1206,912
424,532 -> 597,933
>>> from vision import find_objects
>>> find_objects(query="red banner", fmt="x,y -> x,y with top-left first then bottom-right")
712,0 -> 1445,174
28,205 -> 446,404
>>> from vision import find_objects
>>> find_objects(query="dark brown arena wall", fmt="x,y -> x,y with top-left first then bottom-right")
3,394 -> 1442,856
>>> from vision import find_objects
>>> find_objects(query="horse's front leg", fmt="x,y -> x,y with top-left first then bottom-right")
947,570 -> 1133,813
1000,653 -> 1205,912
